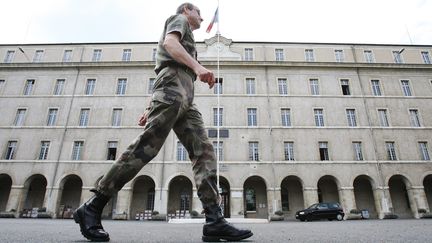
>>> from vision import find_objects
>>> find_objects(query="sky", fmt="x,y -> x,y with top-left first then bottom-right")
0,0 -> 431,45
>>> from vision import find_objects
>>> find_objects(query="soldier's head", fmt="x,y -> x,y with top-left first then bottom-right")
177,2 -> 203,30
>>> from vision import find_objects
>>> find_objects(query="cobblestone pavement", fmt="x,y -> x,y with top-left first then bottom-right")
0,218 -> 431,242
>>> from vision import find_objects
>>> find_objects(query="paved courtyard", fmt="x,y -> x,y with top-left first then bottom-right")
0,218 -> 431,242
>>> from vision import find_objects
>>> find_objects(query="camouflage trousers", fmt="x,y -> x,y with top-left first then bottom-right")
97,65 -> 219,208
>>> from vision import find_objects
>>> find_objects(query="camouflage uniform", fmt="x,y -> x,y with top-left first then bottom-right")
97,14 -> 219,208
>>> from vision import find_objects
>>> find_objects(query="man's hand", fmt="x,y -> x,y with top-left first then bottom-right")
138,112 -> 148,126
196,66 -> 215,89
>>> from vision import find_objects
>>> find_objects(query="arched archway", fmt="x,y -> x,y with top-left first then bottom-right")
424,175 -> 432,211
389,175 -> 414,218
280,176 -> 304,218
21,174 -> 47,217
57,175 -> 83,219
0,174 -> 12,212
219,176 -> 230,218
353,175 -> 378,218
243,176 -> 268,219
168,176 -> 193,218
130,175 -> 156,220
317,176 -> 340,204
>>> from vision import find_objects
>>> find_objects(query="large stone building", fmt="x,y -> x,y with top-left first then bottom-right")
0,35 -> 431,220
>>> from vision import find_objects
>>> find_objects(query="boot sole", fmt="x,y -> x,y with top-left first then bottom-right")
73,211 -> 110,242
202,232 -> 253,242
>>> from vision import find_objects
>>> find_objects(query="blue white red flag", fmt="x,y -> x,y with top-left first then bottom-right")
206,7 -> 219,33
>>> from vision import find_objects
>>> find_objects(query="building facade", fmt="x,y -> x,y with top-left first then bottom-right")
0,35 -> 432,220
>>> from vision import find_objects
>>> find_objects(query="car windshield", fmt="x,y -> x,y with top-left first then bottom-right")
307,203 -> 318,209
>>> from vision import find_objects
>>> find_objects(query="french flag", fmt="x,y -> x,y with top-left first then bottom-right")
206,7 -> 219,33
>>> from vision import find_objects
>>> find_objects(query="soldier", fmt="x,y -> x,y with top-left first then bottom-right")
73,2 -> 253,242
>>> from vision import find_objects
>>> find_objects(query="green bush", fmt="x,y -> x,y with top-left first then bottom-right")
418,208 -> 427,214
152,211 -> 159,215
350,209 -> 361,214
274,210 -> 284,216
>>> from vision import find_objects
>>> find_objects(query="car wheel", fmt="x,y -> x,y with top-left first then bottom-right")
336,214 -> 343,221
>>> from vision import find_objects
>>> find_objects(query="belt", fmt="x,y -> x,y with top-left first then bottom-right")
158,62 -> 196,80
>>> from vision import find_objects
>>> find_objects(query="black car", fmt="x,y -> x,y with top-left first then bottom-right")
295,202 -> 344,221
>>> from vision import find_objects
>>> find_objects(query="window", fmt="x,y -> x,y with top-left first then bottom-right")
278,78 -> 288,95
72,141 -> 84,160
79,108 -> 90,126
247,108 -> 257,126
33,50 -> 44,62
246,78 -> 256,95
392,51 -> 404,63
4,50 -> 15,63
122,49 -> 131,61
53,79 -> 65,95
85,79 -> 96,95
386,142 -> 397,160
310,79 -> 319,95
284,142 -> 295,161
92,49 -> 102,62
213,107 -> 223,126
353,142 -> 363,161
214,78 -> 223,94
281,188 -> 290,211
419,142 -> 430,161
148,78 -> 155,94
281,108 -> 291,127
364,50 -> 375,63
146,189 -> 155,210
112,108 -> 122,126
378,109 -> 389,127
212,141 -> 223,161
180,190 -> 190,211
62,50 -> 72,62
421,51 -> 431,64
314,109 -> 325,127
346,109 -> 357,127
371,80 -> 382,96
319,142 -> 329,160
116,78 -> 127,95
152,48 -> 157,62
5,141 -> 17,160
38,141 -> 50,160
244,48 -> 253,61
275,49 -> 284,61
245,188 -> 256,211
334,50 -> 344,62
47,108 -> 58,126
0,79 -> 5,94
177,141 -> 188,161
248,142 -> 259,161
305,49 -> 315,62
107,141 -> 118,160
401,80 -> 412,96
409,109 -> 421,127
23,79 -> 35,95
14,109 -> 26,126
341,79 -> 350,95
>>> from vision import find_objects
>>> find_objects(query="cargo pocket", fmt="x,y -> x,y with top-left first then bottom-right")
152,89 -> 178,105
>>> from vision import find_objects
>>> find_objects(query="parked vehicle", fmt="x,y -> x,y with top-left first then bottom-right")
295,202 -> 344,221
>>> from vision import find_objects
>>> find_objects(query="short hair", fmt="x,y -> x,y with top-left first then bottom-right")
176,2 -> 194,14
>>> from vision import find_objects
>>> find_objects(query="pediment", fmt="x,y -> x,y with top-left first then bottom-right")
198,34 -> 241,61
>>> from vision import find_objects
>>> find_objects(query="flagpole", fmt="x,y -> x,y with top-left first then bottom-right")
216,0 -> 221,194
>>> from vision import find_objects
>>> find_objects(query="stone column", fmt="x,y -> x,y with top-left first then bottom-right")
154,187 -> 168,215
45,186 -> 60,218
373,186 -> 390,219
339,187 -> 357,213
6,185 -> 25,217
230,188 -> 244,218
267,188 -> 281,214
303,187 -> 318,208
113,188 -> 132,220
191,189 -> 202,215
408,186 -> 429,219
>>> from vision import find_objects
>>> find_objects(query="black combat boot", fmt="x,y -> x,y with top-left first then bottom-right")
73,189 -> 110,242
202,204 -> 253,242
